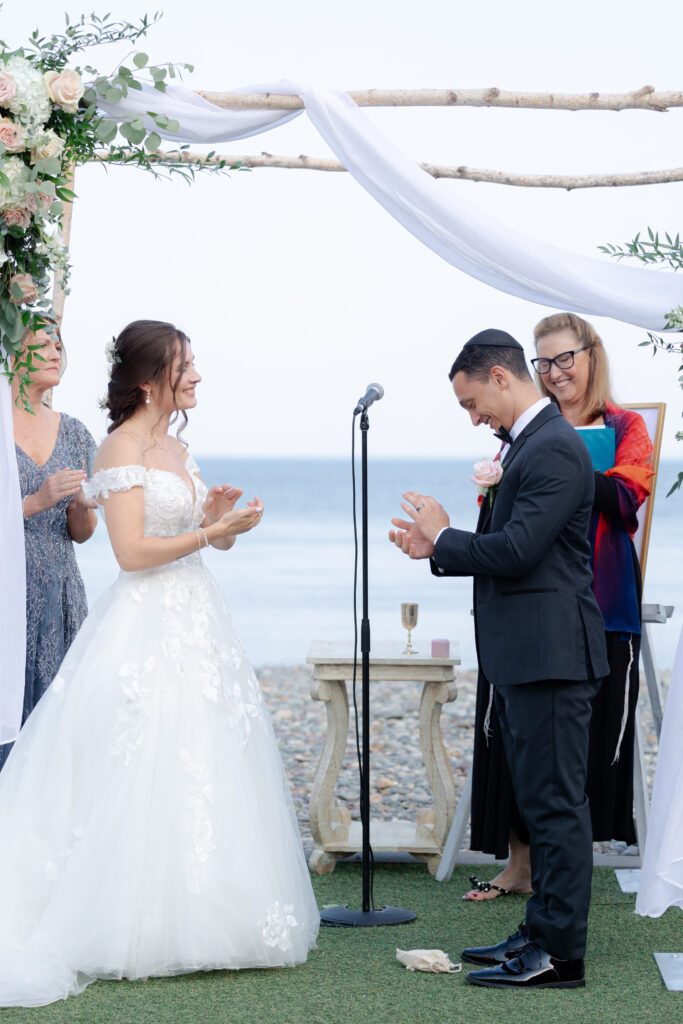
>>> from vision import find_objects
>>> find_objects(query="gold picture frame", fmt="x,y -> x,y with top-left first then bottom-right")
622,402 -> 667,583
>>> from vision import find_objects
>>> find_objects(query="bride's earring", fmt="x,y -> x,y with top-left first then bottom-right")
145,390 -> 151,406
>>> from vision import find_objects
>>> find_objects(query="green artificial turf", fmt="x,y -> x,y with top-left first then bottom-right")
2,864 -> 681,1024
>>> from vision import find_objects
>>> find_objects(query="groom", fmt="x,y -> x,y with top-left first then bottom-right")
390,329 -> 608,989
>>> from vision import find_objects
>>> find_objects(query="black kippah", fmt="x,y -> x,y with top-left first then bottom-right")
463,328 -> 523,350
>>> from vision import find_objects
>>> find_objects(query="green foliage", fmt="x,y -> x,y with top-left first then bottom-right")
23,11 -> 163,71
601,227 -> 683,494
667,470 -> 683,496
599,227 -> 683,271
1,10 -> 233,380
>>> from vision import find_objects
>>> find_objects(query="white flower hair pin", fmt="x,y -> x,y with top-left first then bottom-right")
105,336 -> 122,372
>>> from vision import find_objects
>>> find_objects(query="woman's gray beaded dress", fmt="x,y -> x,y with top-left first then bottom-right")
0,414 -> 96,770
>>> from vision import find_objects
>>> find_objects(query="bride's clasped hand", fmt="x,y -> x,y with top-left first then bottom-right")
203,485 -> 264,542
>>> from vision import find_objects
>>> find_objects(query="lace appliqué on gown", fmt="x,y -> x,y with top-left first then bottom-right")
110,658 -> 156,766
180,751 -> 217,894
261,902 -> 299,952
86,462 -> 268,752
0,457 -> 319,1008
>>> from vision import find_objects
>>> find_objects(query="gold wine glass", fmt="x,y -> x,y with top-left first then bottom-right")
401,602 -> 419,654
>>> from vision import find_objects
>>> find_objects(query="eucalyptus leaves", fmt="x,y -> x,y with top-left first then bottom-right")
601,227 -> 683,494
0,10 -> 227,388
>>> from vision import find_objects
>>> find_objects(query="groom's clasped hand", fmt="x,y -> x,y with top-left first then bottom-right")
389,491 -> 449,558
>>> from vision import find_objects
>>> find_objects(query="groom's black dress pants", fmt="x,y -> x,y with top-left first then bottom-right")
494,676 -> 602,961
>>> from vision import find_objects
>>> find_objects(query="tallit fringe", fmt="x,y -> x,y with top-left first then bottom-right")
483,683 -> 494,746
611,635 -> 635,765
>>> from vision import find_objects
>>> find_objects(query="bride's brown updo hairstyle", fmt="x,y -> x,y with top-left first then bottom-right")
105,320 -> 190,435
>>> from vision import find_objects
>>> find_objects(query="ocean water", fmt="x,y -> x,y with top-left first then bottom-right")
75,457 -> 683,670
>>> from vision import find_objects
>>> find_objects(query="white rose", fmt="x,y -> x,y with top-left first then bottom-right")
30,128 -> 65,164
470,458 -> 504,490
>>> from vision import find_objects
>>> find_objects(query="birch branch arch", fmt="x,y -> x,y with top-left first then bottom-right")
130,150 -> 683,191
147,84 -> 683,191
198,85 -> 683,112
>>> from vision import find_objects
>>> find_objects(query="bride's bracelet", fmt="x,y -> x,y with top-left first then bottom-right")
195,527 -> 209,551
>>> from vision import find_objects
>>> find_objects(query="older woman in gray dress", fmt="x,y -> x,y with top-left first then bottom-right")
0,323 -> 97,770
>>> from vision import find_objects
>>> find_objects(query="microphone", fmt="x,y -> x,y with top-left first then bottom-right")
354,382 -> 384,415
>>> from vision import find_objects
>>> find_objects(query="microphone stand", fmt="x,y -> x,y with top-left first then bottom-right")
320,408 -> 416,927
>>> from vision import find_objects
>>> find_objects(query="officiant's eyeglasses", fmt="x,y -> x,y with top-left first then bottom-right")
531,346 -> 589,375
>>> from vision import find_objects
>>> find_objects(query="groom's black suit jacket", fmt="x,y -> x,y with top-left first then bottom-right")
432,403 -> 609,686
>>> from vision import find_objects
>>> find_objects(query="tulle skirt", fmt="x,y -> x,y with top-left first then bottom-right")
0,554 -> 319,1006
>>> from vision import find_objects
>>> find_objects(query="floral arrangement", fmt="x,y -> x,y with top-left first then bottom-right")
0,9 -> 230,396
470,456 -> 504,508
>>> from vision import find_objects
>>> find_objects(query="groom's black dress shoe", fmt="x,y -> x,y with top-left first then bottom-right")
466,943 -> 585,989
461,924 -> 528,966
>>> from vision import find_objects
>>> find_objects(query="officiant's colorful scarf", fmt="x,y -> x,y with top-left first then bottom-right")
591,403 -> 654,635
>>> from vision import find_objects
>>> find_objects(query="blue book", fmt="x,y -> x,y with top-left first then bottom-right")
576,425 -> 616,472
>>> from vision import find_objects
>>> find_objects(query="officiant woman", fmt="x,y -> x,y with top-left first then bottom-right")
465,312 -> 654,900
0,323 -> 97,772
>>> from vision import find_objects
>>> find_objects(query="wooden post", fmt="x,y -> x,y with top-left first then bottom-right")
52,165 -> 76,329
44,165 -> 76,409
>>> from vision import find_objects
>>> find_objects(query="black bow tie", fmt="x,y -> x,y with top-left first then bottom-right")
494,426 -> 513,446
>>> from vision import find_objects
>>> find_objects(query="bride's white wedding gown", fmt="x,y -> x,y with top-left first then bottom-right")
0,459 -> 319,1007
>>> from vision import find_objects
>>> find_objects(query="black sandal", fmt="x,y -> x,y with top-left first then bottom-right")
462,875 -> 515,901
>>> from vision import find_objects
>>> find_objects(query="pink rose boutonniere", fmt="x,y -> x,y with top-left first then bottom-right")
470,457 -> 504,508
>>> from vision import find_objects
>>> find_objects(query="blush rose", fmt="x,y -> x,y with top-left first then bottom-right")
9,273 -> 39,305
0,116 -> 25,154
0,71 -> 17,107
3,208 -> 31,229
470,458 -> 504,490
43,69 -> 84,113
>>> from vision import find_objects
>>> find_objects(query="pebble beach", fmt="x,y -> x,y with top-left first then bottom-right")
257,665 -> 664,859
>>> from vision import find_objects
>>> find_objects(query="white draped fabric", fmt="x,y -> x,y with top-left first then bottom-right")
102,81 -> 683,329
636,624 -> 683,918
0,380 -> 25,744
95,82 -> 302,143
2,78 -> 682,736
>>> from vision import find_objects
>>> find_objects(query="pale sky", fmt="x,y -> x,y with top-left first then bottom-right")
4,0 -> 683,460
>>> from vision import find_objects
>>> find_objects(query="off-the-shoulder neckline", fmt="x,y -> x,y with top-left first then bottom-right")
91,460 -> 200,503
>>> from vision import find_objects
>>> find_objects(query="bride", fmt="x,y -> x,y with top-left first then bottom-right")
0,320 -> 319,1007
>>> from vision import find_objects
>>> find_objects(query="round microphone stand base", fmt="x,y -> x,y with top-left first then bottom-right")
320,904 -> 416,927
